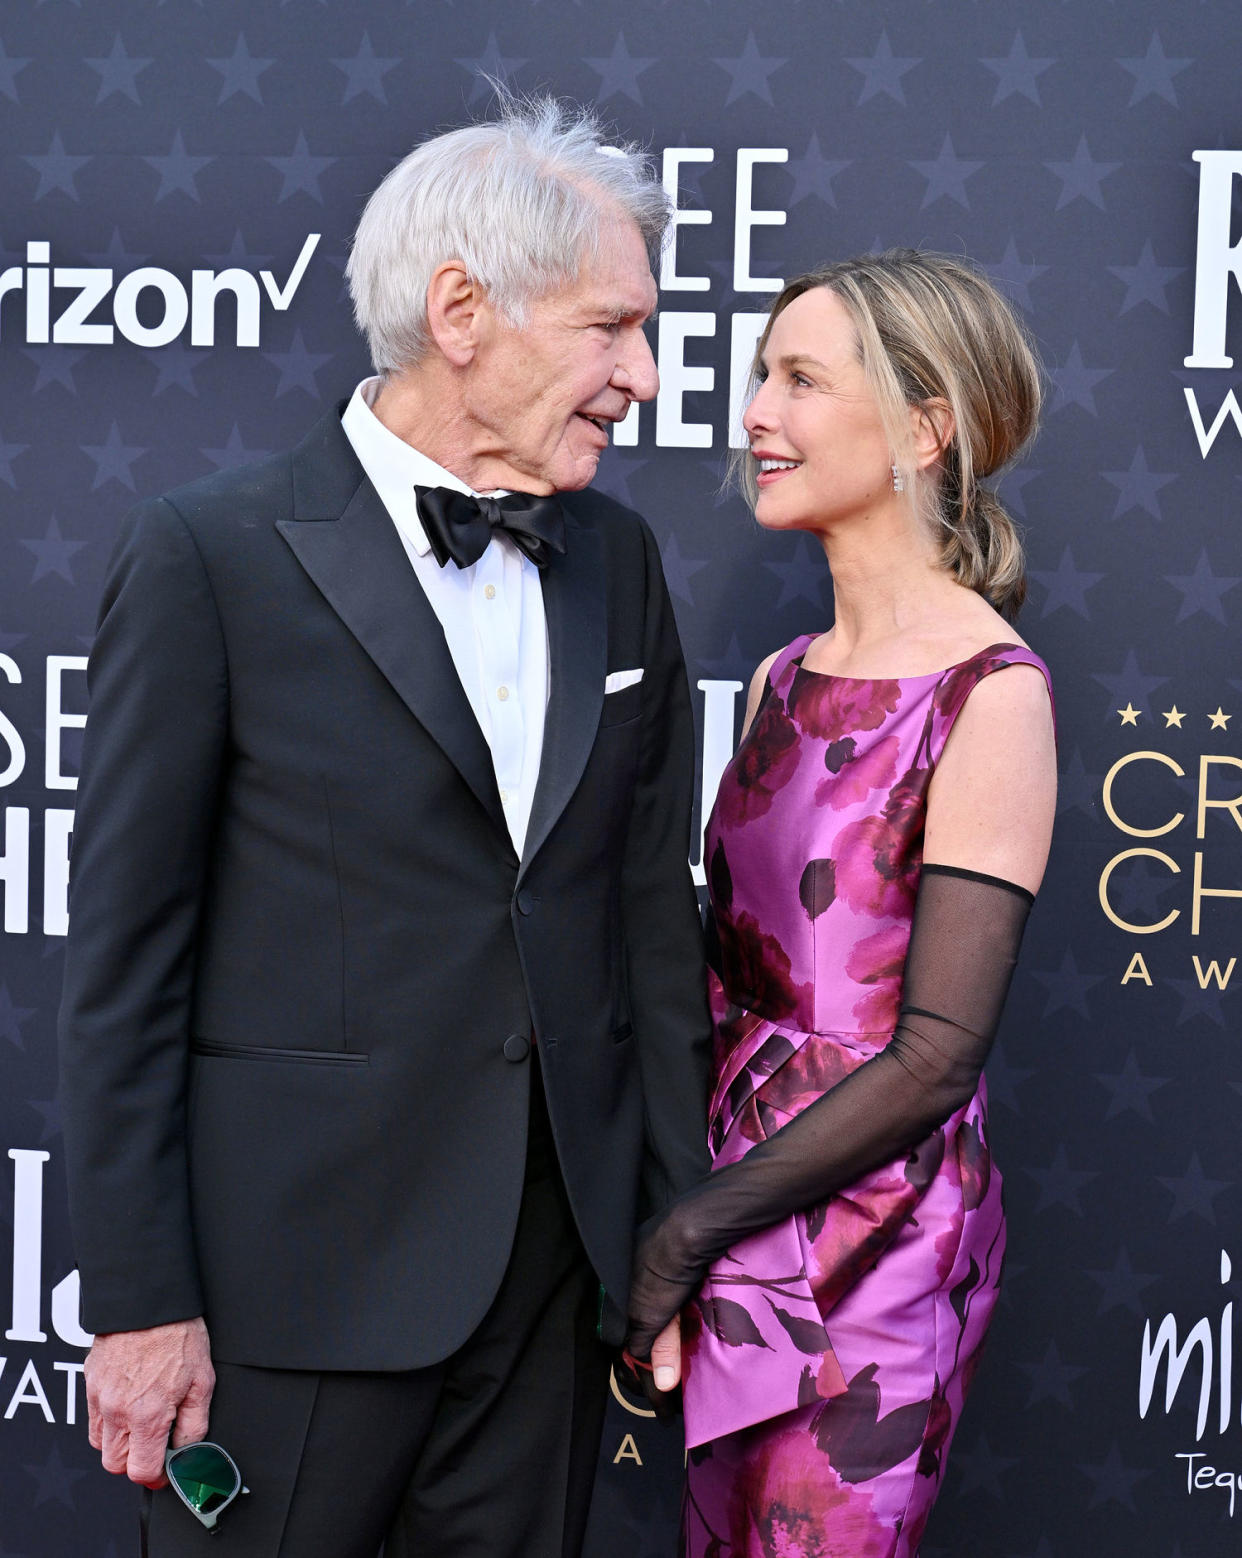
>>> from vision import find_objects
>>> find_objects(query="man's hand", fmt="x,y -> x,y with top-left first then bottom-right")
85,1317 -> 215,1488
650,1315 -> 681,1393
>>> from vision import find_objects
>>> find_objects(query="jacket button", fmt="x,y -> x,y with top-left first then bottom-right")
515,889 -> 534,916
503,1033 -> 530,1063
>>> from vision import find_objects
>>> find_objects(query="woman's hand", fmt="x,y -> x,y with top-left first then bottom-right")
650,1315 -> 682,1393
625,1203 -> 711,1365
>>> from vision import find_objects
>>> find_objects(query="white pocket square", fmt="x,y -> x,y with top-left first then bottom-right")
604,668 -> 644,694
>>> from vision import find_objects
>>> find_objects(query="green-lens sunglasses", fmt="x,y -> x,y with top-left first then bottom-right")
164,1441 -> 249,1532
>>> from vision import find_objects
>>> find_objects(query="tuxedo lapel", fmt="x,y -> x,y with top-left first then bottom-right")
520,513 -> 605,875
277,414 -> 507,838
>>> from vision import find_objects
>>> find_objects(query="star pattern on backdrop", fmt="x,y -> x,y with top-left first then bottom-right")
1049,342 -> 1113,415
1094,1050 -> 1170,1121
81,423 -> 148,490
1109,239 -> 1185,313
1091,650 -> 1168,719
984,1041 -> 1035,1113
1117,32 -> 1193,106
1045,135 -> 1121,210
995,465 -> 1042,516
1031,948 -> 1104,1018
1086,1248 -> 1160,1316
847,32 -> 920,104
0,432 -> 30,488
1024,1144 -> 1099,1215
981,32 -> 1054,105
22,1446 -> 89,1510
982,239 -> 1049,313
83,226 -> 150,270
454,32 -> 526,102
21,345 -> 87,394
1081,1443 -> 1150,1513
910,134 -> 984,210
1158,1154 -> 1229,1222
1166,974 -> 1229,1027
1019,1340 -> 1087,1407
712,33 -> 787,107
84,34 -> 152,104
697,633 -> 754,685
24,131 -> 92,200
765,534 -> 828,609
1164,549 -> 1240,623
1056,748 -> 1101,818
659,532 -> 708,607
143,130 -> 214,202
0,38 -> 32,101
1029,545 -> 1104,618
265,131 -> 336,203
203,229 -> 274,271
786,133 -> 850,207
149,342 -> 211,397
951,1435 -> 1020,1500
333,33 -> 400,105
207,34 -> 275,104
201,425 -> 273,471
19,516 -> 88,584
263,329 -> 335,397
583,33 -> 656,105
0,984 -> 37,1049
1102,445 -> 1177,520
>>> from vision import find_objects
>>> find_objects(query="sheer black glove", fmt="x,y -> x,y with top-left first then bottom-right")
625,865 -> 1033,1361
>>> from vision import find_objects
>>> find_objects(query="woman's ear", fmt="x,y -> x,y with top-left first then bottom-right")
425,261 -> 483,367
909,396 -> 955,472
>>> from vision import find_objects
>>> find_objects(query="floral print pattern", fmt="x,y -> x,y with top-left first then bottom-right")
684,637 -> 1051,1557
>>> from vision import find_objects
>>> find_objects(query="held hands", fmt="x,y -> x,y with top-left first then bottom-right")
85,1317 -> 215,1488
624,1203 -> 712,1379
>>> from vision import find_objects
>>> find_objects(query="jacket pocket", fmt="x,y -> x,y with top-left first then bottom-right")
191,1039 -> 369,1066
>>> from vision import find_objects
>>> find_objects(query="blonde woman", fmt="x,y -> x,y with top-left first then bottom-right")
626,251 -> 1056,1556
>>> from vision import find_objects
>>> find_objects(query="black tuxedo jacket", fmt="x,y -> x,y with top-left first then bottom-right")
59,407 -> 711,1369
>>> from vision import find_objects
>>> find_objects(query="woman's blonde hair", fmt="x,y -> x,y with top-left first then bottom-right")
738,249 -> 1042,618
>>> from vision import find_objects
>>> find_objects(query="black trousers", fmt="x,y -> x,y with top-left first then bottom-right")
142,1075 -> 611,1558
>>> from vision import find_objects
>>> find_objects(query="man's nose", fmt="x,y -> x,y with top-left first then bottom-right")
615,325 -> 659,403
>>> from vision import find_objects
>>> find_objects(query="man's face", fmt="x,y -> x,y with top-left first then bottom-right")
463,214 -> 659,494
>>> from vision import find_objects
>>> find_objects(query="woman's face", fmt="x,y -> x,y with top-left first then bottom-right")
742,286 -> 896,536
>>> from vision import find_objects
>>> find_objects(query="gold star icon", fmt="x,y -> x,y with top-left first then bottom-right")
1163,707 -> 1184,728
1118,703 -> 1140,726
1209,707 -> 1231,729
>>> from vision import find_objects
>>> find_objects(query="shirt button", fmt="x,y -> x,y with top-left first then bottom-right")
497,685 -> 509,702
499,788 -> 509,805
484,584 -> 496,600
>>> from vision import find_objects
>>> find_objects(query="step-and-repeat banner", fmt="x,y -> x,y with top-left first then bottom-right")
2,0 -> 1240,1552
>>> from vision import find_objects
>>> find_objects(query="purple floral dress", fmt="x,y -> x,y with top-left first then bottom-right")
682,635 -> 1052,1558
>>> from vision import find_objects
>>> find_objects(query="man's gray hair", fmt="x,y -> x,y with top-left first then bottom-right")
346,94 -> 671,373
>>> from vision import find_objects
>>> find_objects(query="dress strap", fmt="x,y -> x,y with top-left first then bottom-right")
766,633 -> 817,689
929,642 -> 1056,763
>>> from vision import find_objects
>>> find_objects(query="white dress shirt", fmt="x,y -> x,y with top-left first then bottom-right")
341,377 -> 548,856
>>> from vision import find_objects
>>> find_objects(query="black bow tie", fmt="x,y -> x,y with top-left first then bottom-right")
414,485 -> 567,571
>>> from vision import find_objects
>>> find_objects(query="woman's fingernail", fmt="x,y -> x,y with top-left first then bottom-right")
655,1366 -> 676,1391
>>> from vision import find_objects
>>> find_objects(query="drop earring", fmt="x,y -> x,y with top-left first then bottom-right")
891,463 -> 905,493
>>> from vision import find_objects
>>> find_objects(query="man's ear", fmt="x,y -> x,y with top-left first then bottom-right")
910,396 -> 955,473
425,261 -> 484,367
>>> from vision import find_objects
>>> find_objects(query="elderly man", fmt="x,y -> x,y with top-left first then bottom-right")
59,97 -> 710,1558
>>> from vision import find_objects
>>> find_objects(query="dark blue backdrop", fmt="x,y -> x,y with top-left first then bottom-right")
3,2 -> 1241,1553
